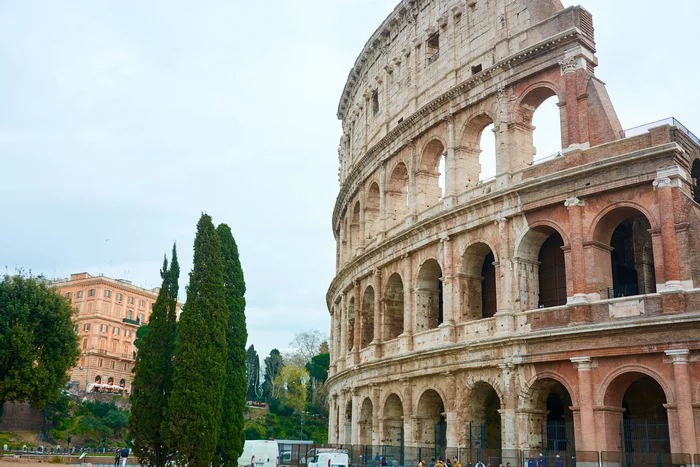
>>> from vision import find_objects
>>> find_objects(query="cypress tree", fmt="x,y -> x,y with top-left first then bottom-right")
262,349 -> 284,400
245,345 -> 260,401
168,214 -> 227,467
129,244 -> 179,467
216,224 -> 247,467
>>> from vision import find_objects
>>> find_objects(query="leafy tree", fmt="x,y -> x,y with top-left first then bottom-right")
168,214 -> 228,467
0,275 -> 80,420
216,224 -> 247,467
305,353 -> 329,384
272,365 -> 309,416
134,324 -> 149,348
246,345 -> 260,401
288,330 -> 328,365
262,349 -> 284,400
130,244 -> 179,467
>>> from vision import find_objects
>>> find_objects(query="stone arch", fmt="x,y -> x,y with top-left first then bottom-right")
457,111 -> 497,186
347,297 -> 355,352
387,161 -> 409,229
459,242 -> 498,320
590,205 -> 657,298
692,158 -> 700,203
596,365 -> 674,407
516,223 -> 570,310
415,388 -> 447,448
383,273 -> 404,340
360,286 -> 375,349
520,373 -> 577,452
382,392 -> 405,446
416,138 -> 447,210
365,182 -> 381,239
415,258 -> 443,331
464,380 -> 502,450
349,200 -> 361,254
359,397 -> 374,445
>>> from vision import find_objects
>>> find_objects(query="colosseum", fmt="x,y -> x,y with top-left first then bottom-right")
325,1 -> 700,466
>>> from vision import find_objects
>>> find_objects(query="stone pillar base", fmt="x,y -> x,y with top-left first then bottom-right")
493,312 -> 515,335
399,332 -> 414,353
438,322 -> 457,342
370,342 -> 383,359
660,291 -> 686,314
568,304 -> 592,325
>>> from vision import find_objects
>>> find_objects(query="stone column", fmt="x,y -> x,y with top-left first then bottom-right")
444,114 -> 457,202
653,177 -> 683,290
339,293 -> 346,360
500,363 -> 518,450
351,389 -> 360,445
372,269 -> 383,357
444,373 -> 458,450
372,385 -> 382,446
330,309 -> 337,373
440,236 -> 457,341
353,281 -> 361,364
359,194 -> 366,253
408,140 -> 418,219
401,253 -> 415,352
379,163 -> 387,237
339,223 -> 346,267
329,395 -> 337,443
403,381 -> 414,447
570,357 -> 596,452
665,349 -> 697,454
565,197 -> 588,303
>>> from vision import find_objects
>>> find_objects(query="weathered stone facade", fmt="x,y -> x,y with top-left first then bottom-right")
326,0 -> 700,461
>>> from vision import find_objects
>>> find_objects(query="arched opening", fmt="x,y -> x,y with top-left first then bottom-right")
465,382 -> 502,452
359,397 -> 374,446
417,140 -> 445,210
382,394 -> 404,446
360,286 -> 375,349
594,208 -> 656,298
347,298 -> 355,353
344,400 -> 353,444
350,201 -> 361,254
692,158 -> 700,203
459,114 -> 496,188
538,232 -> 567,308
383,273 -> 404,340
517,87 -> 560,169
459,243 -> 498,321
604,373 -> 670,460
416,259 -> 443,331
387,163 -> 409,229
532,96 -> 562,163
416,390 -> 446,453
525,378 -> 574,452
366,183 -> 381,239
335,402 -> 340,442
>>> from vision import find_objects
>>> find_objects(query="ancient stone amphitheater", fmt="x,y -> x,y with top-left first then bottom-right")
325,0 -> 700,466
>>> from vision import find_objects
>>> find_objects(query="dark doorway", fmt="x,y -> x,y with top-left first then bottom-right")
538,233 -> 567,307
611,217 -> 655,298
482,252 -> 497,318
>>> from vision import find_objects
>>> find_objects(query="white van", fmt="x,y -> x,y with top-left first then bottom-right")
238,440 -> 279,467
307,450 -> 349,467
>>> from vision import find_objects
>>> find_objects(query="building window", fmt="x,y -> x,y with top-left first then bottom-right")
113,327 -> 119,336
139,299 -> 145,308
88,289 -> 95,297
98,358 -> 103,368
371,90 -> 379,116
127,310 -> 133,320
138,313 -> 143,323
105,290 -> 111,298
117,293 -> 123,303
128,296 -> 134,305
66,292 -> 72,300
427,32 -> 439,63
82,337 -> 88,349
87,302 -> 93,313
110,361 -> 115,369
126,330 -> 131,338
84,323 -> 90,332
80,357 -> 85,367
101,324 -> 107,333
112,341 -> 118,352
77,290 -> 84,299
150,302 -> 154,310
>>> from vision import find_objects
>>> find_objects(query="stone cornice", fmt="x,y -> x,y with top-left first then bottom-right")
333,27 -> 588,232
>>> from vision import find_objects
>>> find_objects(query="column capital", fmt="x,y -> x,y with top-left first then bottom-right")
570,356 -> 594,370
665,349 -> 690,364
653,177 -> 674,190
564,197 -> 585,208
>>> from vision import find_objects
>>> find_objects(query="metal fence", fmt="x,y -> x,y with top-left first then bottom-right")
623,117 -> 700,145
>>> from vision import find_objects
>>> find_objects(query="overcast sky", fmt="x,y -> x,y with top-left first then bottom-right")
1,0 -> 699,361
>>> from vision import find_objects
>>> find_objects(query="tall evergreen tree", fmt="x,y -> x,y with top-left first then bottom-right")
262,349 -> 284,400
168,215 -> 227,467
216,224 -> 247,467
129,245 -> 179,467
245,345 -> 260,401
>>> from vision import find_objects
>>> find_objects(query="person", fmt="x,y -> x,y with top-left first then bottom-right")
375,453 -> 381,465
418,460 -> 427,467
429,459 -> 436,467
475,461 -> 485,467
452,457 -> 461,467
120,447 -> 129,467
436,459 -> 445,467
554,455 -> 563,467
445,459 -> 452,467
114,449 -> 120,467
381,457 -> 388,466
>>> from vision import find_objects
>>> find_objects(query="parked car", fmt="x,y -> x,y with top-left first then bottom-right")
238,440 -> 279,467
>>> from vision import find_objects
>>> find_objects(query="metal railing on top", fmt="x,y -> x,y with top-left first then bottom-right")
623,117 -> 700,145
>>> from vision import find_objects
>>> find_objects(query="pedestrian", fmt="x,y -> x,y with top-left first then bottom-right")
375,453 -> 381,465
418,460 -> 427,467
114,449 -> 120,467
381,457 -> 388,466
475,461 -> 485,467
452,457 -> 461,467
120,446 -> 129,467
429,459 -> 436,467
554,455 -> 562,467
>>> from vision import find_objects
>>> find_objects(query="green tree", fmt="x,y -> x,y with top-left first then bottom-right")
262,349 -> 284,400
272,365 -> 309,416
0,275 -> 80,420
129,244 -> 180,467
305,352 -> 329,384
246,345 -> 260,401
168,214 -> 228,467
216,224 -> 247,467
